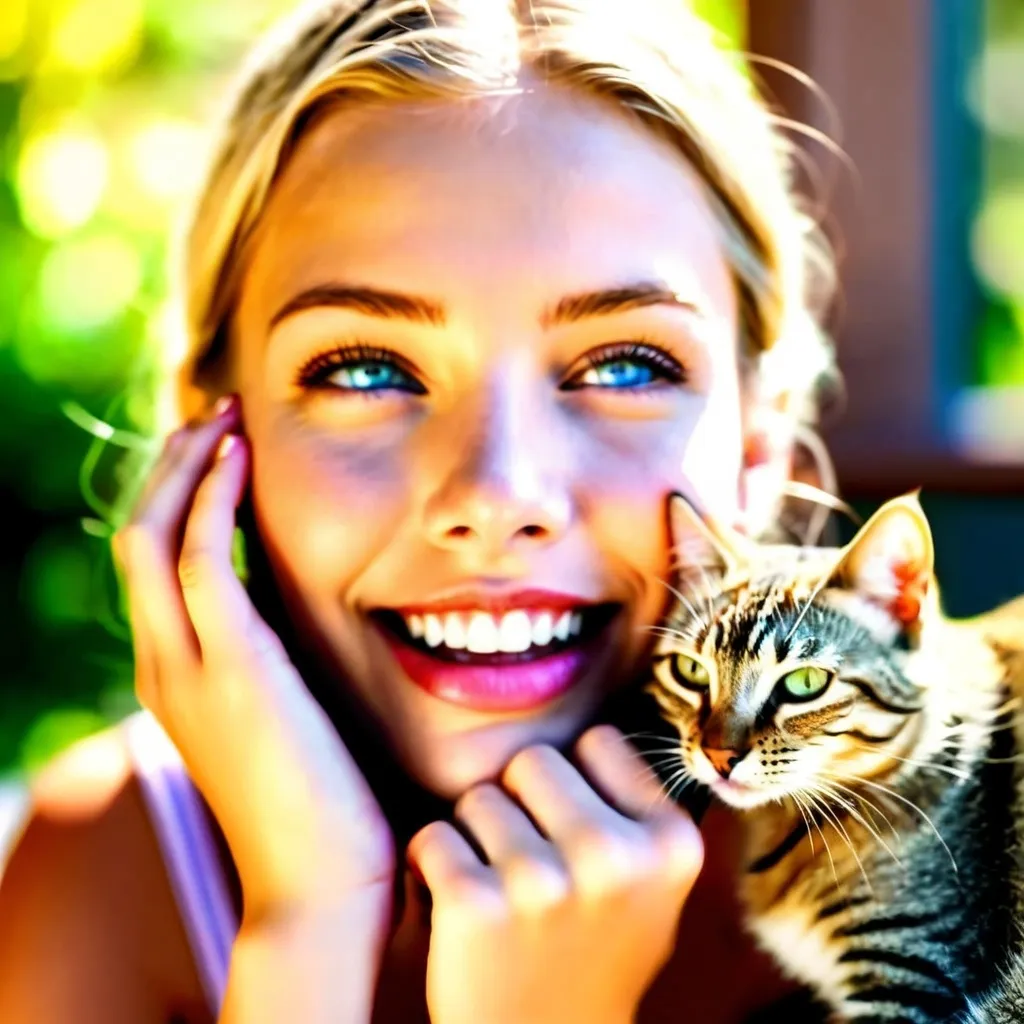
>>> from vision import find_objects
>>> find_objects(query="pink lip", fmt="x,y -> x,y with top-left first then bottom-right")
385,638 -> 594,712
393,587 -> 595,617
373,609 -> 619,713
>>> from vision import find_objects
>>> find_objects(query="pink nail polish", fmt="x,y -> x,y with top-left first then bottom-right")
216,435 -> 240,460
214,394 -> 238,418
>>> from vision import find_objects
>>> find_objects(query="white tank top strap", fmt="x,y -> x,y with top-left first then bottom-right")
123,710 -> 238,1016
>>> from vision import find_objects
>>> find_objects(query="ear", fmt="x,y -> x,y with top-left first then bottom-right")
832,492 -> 934,628
668,492 -> 748,581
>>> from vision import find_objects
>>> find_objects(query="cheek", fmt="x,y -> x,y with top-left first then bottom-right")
569,403 -> 743,604
249,410 -> 413,589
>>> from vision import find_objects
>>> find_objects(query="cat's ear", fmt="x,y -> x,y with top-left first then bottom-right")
668,492 -> 748,580
832,492 -> 934,628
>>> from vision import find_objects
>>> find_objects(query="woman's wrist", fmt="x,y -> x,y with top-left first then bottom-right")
220,902 -> 387,1024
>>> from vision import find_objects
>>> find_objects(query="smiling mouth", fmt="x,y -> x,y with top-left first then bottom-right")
372,603 -> 621,665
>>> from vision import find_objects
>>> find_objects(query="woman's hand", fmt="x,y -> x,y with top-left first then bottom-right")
112,398 -> 396,1019
407,725 -> 703,1024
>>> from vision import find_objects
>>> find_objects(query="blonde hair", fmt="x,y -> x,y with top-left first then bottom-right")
173,0 -> 836,429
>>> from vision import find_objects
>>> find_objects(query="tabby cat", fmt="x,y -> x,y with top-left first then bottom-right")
646,492 -> 1024,1023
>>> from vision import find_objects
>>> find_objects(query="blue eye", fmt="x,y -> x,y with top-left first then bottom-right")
295,345 -> 426,395
580,359 -> 656,388
331,361 -> 413,391
568,342 -> 686,390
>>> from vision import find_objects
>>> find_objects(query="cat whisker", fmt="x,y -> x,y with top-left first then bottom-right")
847,744 -> 971,783
658,765 -> 701,809
789,793 -> 817,857
691,563 -> 717,624
783,570 -> 833,645
632,746 -> 690,763
820,779 -> 902,846
824,771 -> 959,875
806,787 -> 875,895
653,576 -> 705,629
799,791 -> 845,896
615,730 -> 679,745
814,779 -> 903,867
641,624 -> 698,643
644,756 -> 697,783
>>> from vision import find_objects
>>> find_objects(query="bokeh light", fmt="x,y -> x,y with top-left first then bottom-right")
129,118 -> 206,202
972,187 -> 1024,298
15,124 -> 110,238
0,0 -> 28,64
43,0 -> 144,75
971,0 -> 1024,400
36,231 -> 143,333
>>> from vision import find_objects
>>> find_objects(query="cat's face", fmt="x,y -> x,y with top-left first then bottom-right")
646,494 -> 934,811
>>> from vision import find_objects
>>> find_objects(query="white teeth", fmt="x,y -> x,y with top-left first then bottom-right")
465,612 -> 499,654
424,613 -> 445,648
553,611 -> 571,642
531,612 -> 553,646
405,607 -> 592,652
498,610 -> 532,653
443,613 -> 467,649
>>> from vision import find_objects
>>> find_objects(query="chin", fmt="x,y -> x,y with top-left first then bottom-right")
399,715 -> 580,801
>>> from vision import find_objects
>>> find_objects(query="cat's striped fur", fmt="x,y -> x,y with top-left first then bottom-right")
646,493 -> 1024,1023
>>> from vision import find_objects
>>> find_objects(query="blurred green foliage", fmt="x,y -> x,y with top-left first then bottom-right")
0,0 -> 329,775
974,0 -> 1024,385
0,1 -> 745,776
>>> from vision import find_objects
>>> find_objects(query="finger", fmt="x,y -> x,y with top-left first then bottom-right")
501,744 -> 620,843
574,725 -> 672,819
406,821 -> 500,910
128,398 -> 239,539
454,784 -> 567,905
129,425 -> 193,513
113,399 -> 240,661
178,434 -> 266,662
124,578 -> 163,709
576,726 -> 703,877
132,397 -> 239,544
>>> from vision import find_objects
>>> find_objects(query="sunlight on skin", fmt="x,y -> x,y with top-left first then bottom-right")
232,81 -> 753,800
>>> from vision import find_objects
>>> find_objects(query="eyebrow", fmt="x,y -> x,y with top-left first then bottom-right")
543,283 -> 702,327
269,285 -> 445,328
268,280 -> 702,331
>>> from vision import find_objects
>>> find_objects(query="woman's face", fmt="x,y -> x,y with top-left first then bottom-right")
233,81 -> 748,799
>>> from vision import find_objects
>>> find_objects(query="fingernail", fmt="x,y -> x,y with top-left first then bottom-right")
214,394 -> 238,418
216,434 -> 240,460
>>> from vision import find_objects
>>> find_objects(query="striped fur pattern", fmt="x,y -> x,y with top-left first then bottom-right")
645,494 -> 1024,1023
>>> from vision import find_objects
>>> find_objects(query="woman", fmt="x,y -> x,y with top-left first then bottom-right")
0,1 -> 837,1020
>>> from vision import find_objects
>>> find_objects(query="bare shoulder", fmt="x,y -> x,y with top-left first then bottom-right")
0,724 -> 210,1024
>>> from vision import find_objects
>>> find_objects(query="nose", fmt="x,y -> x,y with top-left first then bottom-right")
702,746 -> 747,779
422,380 -> 573,555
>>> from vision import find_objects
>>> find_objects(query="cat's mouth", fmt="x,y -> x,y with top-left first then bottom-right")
703,773 -> 777,810
712,777 -> 756,799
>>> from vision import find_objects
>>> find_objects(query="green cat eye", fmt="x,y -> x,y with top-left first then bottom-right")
780,666 -> 832,701
672,655 -> 710,689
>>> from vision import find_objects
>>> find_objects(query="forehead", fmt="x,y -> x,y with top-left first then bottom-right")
239,81 -> 736,331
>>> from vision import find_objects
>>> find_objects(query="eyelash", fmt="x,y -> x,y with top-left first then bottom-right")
568,340 -> 688,390
293,339 -> 689,394
294,343 -> 426,394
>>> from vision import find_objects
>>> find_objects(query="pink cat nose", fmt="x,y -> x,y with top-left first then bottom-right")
702,746 -> 745,779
